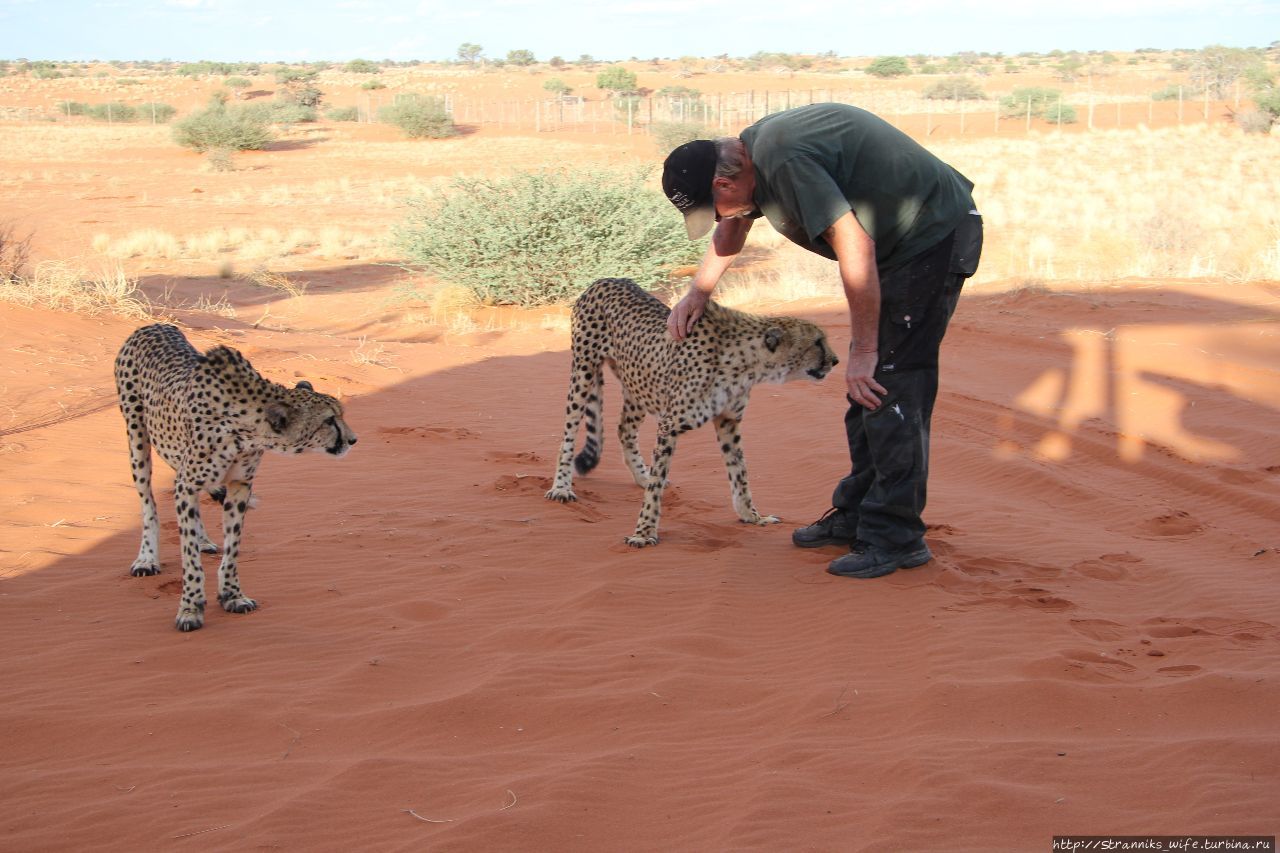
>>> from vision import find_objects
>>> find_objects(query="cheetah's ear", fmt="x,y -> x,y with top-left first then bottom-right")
763,327 -> 785,353
295,380 -> 314,391
265,401 -> 294,433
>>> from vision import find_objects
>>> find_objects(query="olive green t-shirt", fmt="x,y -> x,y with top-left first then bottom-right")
740,103 -> 975,271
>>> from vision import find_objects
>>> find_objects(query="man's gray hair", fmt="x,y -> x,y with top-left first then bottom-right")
714,137 -> 747,178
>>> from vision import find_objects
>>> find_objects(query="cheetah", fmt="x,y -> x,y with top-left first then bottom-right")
115,324 -> 357,631
545,277 -> 839,547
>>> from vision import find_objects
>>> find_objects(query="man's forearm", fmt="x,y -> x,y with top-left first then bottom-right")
691,217 -> 752,295
825,212 -> 880,353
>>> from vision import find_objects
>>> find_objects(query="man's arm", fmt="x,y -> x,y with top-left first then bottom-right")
824,211 -> 886,410
668,217 -> 753,340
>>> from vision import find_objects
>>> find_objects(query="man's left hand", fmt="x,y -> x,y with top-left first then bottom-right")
845,350 -> 885,409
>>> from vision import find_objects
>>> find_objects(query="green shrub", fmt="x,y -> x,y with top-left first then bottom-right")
1151,84 -> 1194,101
326,106 -> 359,122
596,66 -> 638,93
1000,87 -> 1076,122
361,80 -> 387,90
137,102 -> 177,122
866,56 -> 911,78
172,103 -> 274,153
392,167 -> 702,306
87,102 -> 138,122
379,96 -> 455,138
344,59 -> 381,74
922,77 -> 986,100
650,121 -> 706,152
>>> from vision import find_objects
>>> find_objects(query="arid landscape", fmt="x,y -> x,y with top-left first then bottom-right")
1,53 -> 1278,850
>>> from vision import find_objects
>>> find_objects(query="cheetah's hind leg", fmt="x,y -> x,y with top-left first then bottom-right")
546,352 -> 603,503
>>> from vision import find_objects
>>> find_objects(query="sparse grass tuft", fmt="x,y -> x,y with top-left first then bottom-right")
242,265 -> 307,297
0,261 -> 151,318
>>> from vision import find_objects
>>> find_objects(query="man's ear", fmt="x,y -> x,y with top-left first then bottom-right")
764,327 -> 784,352
265,402 -> 293,433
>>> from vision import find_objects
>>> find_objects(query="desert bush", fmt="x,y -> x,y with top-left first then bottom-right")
172,103 -> 274,153
344,59 -> 381,74
1151,84 -> 1196,101
1235,110 -> 1274,134
1,223 -> 32,284
379,96 -> 455,138
1000,87 -> 1076,122
362,80 -> 387,90
922,77 -> 986,101
392,167 -> 702,306
86,102 -> 138,122
866,56 -> 911,78
137,102 -> 177,123
326,106 -> 359,122
650,121 -> 706,152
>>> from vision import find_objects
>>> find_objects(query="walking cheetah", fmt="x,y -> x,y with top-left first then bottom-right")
115,324 -> 357,631
546,278 -> 839,546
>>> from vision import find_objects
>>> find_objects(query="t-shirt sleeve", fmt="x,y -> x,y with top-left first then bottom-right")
765,154 -> 852,244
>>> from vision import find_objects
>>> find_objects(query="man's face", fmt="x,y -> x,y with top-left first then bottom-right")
712,174 -> 756,221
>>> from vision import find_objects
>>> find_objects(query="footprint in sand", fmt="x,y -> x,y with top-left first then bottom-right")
377,425 -> 477,440
1135,510 -> 1203,539
1070,552 -> 1144,581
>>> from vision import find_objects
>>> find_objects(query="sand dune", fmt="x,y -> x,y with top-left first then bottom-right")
1,277 -> 1277,850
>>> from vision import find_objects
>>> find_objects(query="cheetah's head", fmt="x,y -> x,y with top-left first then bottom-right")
264,381 -> 358,457
763,319 -> 840,383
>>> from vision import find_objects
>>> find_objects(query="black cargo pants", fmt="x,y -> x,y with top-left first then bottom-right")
830,213 -> 982,550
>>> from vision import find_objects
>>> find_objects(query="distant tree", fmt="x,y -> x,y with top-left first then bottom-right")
577,54 -> 597,68
1189,45 -> 1264,98
275,67 -> 318,86
865,56 -> 911,78
549,56 -> 565,68
506,49 -> 536,67
1241,65 -> 1280,132
344,59 -> 381,74
596,65 -> 637,95
457,43 -> 483,65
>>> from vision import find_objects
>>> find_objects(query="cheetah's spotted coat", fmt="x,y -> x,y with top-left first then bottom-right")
115,324 -> 357,631
547,278 -> 839,546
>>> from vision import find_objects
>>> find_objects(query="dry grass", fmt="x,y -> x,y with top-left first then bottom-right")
0,260 -> 151,317
934,124 -> 1280,285
242,265 -> 307,298
93,226 -> 385,263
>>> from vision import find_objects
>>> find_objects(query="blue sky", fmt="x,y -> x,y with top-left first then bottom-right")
1,0 -> 1276,63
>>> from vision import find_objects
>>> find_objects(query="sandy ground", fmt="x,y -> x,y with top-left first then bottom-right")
1,59 -> 1278,851
1,272 -> 1278,850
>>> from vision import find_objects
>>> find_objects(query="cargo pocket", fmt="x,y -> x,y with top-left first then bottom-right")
949,212 -> 983,278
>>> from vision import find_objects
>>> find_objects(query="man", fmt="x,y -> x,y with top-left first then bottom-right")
662,102 -> 982,579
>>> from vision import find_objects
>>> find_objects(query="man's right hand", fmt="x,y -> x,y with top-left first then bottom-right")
668,289 -> 710,340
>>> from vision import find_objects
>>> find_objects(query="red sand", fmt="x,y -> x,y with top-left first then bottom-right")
1,276 -> 1278,850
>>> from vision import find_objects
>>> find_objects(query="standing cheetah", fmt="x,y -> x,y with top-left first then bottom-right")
546,278 -> 839,546
115,324 -> 357,631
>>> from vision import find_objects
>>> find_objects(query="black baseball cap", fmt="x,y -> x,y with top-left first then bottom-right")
662,139 -> 717,239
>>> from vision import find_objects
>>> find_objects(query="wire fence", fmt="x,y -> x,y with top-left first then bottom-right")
0,84 -> 1241,138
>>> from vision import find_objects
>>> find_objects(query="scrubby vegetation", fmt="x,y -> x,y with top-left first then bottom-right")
393,167 -> 702,306
172,101 -> 275,152
378,96 -> 455,138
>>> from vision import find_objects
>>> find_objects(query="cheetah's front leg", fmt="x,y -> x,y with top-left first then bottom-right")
713,414 -> 779,526
173,482 -> 208,632
627,421 -> 680,547
216,480 -> 258,615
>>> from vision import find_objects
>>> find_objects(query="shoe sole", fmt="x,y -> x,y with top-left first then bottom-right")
827,549 -> 933,579
792,535 -> 858,549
